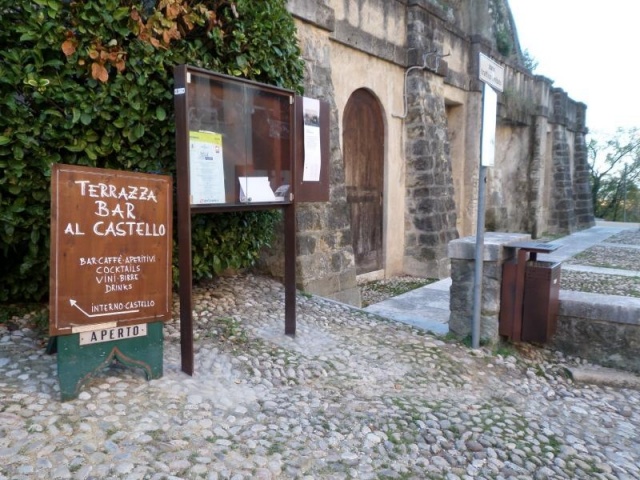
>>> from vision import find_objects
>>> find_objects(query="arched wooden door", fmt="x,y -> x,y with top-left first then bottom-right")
343,89 -> 384,275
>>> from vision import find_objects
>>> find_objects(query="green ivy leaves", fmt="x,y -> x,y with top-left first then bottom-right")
0,0 -> 303,303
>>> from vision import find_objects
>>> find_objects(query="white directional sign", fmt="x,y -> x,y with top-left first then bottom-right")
481,85 -> 498,167
479,53 -> 504,92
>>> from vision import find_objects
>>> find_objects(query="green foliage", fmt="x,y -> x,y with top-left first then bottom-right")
0,0 -> 304,302
495,28 -> 512,57
588,128 -> 640,222
522,49 -> 538,72
189,210 -> 281,281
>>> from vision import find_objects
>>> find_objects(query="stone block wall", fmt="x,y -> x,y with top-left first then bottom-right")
276,0 -> 596,303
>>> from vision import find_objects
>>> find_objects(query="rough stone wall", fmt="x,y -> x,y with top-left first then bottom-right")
276,0 -> 595,303
403,2 -> 459,278
287,1 -> 361,306
482,69 -> 594,237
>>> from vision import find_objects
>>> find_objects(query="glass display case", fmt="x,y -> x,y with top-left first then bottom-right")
174,65 -> 295,208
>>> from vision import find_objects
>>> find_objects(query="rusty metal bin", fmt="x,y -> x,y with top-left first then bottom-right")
521,260 -> 561,343
499,241 -> 561,343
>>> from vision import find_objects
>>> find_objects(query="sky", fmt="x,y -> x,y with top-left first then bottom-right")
508,0 -> 640,138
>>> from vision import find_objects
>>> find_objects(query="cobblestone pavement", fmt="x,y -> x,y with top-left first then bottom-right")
1,274 -> 639,480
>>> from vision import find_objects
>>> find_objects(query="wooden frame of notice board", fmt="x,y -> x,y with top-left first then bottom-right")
174,65 -> 298,375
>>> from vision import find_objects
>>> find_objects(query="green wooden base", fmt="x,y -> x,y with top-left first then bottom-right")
55,322 -> 163,401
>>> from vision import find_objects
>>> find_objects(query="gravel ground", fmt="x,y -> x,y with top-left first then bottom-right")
567,245 -> 640,271
560,271 -> 640,298
562,230 -> 640,297
359,277 -> 436,307
601,230 -> 640,246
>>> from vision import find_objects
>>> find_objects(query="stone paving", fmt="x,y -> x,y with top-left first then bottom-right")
1,274 -> 640,479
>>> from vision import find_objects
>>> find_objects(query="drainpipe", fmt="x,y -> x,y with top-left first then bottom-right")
393,50 -> 449,119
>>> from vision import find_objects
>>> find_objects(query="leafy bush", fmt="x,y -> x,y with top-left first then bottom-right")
0,0 -> 304,302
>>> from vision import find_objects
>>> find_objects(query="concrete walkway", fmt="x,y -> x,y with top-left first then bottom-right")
364,222 -> 639,335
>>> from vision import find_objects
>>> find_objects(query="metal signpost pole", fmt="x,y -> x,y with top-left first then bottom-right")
472,160 -> 487,349
472,54 -> 503,348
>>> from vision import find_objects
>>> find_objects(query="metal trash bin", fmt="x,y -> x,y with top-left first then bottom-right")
521,260 -> 561,342
499,242 -> 561,343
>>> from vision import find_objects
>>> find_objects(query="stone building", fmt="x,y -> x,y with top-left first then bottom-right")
280,0 -> 594,306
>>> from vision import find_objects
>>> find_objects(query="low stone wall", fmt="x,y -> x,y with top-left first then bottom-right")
551,290 -> 640,374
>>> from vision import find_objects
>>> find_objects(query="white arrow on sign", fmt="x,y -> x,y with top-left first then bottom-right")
69,299 -> 140,318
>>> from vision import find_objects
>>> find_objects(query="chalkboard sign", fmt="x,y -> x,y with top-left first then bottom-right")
49,164 -> 172,336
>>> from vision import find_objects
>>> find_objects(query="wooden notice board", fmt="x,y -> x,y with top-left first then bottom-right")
174,64 -> 298,375
49,164 -> 172,336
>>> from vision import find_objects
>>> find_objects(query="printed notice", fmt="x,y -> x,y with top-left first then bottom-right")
189,130 -> 225,204
302,97 -> 321,182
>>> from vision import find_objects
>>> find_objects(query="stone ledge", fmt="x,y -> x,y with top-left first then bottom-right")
288,0 -> 335,32
558,290 -> 640,326
448,232 -> 530,261
566,365 -> 640,389
552,290 -> 640,374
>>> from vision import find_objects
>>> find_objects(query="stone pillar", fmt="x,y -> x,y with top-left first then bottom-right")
548,89 -> 578,234
572,102 -> 595,230
448,232 -> 530,343
401,2 -> 459,279
549,125 -> 577,234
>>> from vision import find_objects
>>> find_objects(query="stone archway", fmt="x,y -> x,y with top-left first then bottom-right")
342,89 -> 385,275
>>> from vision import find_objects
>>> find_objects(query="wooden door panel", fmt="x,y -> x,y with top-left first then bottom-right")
343,89 -> 384,274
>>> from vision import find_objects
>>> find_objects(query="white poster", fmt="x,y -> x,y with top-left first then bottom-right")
302,97 -> 321,182
189,131 -> 225,204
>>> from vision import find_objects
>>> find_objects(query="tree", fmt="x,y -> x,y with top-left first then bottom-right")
588,128 -> 640,221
